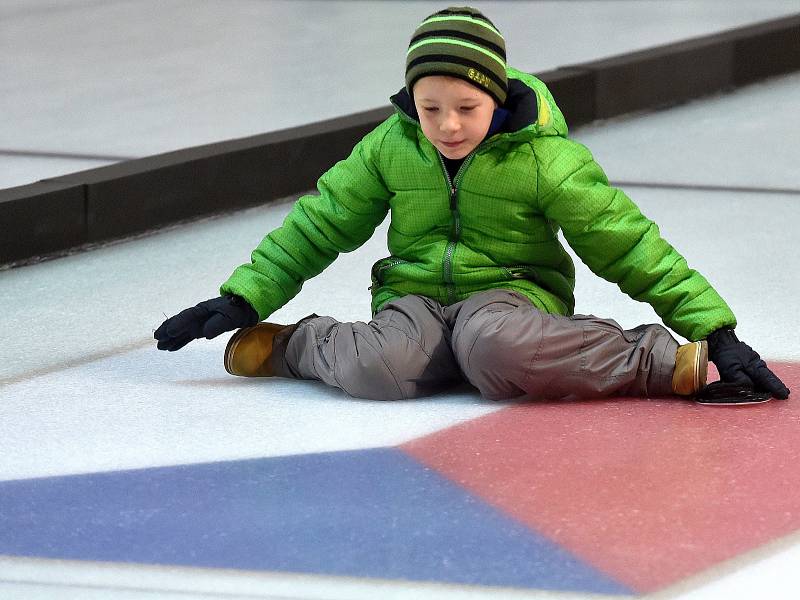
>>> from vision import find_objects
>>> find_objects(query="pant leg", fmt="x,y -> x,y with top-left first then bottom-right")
279,295 -> 462,400
449,289 -> 678,401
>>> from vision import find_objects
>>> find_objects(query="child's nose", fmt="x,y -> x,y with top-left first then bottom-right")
440,111 -> 460,132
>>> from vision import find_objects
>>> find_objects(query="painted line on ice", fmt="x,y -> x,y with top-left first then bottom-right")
0,149 -> 136,162
611,180 -> 800,196
0,338 -> 153,387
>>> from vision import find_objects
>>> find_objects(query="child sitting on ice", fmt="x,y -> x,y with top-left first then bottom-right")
156,6 -> 789,403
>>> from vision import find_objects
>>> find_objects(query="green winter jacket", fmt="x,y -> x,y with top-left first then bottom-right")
221,66 -> 736,341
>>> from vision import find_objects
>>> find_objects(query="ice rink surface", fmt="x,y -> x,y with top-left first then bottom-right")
1,2 -> 799,599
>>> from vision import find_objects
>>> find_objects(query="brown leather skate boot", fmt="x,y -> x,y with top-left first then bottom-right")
672,340 -> 709,395
224,323 -> 294,377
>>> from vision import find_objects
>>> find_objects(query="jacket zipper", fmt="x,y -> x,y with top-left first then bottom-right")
438,151 -> 476,304
502,265 -> 532,279
368,258 -> 408,290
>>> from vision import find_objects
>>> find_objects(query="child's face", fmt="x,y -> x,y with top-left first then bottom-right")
413,75 -> 496,160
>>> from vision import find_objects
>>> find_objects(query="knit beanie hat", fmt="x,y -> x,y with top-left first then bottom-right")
405,6 -> 508,106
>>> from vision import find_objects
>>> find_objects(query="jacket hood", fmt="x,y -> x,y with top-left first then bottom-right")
389,66 -> 568,141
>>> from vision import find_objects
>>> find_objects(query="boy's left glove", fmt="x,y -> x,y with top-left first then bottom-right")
707,328 -> 790,399
155,295 -> 259,351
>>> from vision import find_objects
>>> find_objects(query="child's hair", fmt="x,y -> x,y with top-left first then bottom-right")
405,6 -> 508,105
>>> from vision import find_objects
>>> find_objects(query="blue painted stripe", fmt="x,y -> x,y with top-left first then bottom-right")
0,449 -> 631,594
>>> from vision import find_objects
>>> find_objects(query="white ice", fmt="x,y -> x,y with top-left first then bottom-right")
1,2 -> 799,599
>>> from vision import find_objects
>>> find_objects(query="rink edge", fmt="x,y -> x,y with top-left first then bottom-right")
1,13 -> 798,266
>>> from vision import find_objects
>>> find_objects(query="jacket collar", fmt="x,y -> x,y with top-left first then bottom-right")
389,77 -> 539,136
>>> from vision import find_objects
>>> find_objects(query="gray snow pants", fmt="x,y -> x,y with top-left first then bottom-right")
276,289 -> 678,401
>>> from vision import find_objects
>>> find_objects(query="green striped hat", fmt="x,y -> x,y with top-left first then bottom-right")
406,6 -> 507,105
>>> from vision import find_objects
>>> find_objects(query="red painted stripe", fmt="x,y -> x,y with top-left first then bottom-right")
402,362 -> 800,592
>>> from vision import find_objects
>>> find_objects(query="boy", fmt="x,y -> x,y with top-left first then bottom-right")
156,7 -> 789,403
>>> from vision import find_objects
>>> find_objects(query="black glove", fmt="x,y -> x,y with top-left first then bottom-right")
707,328 -> 790,399
155,295 -> 259,351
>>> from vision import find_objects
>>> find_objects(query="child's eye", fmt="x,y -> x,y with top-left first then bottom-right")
460,106 -> 476,112
423,107 -> 439,113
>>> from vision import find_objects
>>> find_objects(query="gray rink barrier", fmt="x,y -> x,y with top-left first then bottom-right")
2,14 -> 799,266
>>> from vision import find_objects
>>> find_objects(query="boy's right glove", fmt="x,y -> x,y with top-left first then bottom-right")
155,295 -> 259,351
707,328 -> 790,399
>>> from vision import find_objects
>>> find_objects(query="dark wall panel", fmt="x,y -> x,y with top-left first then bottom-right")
0,181 -> 86,264
44,107 -> 393,244
732,15 -> 800,84
538,68 -> 596,127
582,39 -> 734,119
